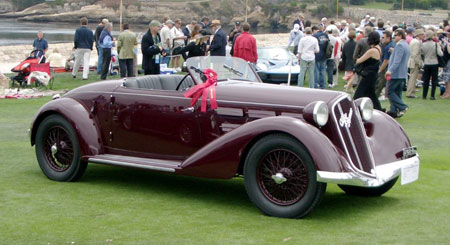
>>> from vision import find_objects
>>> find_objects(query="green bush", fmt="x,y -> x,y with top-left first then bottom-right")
200,1 -> 210,8
312,0 -> 344,17
300,3 -> 307,10
12,0 -> 45,11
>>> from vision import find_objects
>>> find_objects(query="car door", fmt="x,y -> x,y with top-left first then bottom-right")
107,86 -> 203,160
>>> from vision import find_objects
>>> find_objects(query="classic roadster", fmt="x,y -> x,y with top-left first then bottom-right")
30,56 -> 419,218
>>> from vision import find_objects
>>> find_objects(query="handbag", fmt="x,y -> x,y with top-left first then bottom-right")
354,63 -> 364,75
436,43 -> 446,68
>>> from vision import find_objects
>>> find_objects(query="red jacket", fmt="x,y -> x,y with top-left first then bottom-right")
232,32 -> 258,63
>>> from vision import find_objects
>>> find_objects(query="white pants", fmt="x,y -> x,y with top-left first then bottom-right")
72,48 -> 91,79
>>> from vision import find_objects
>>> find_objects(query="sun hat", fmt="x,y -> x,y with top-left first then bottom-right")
211,19 -> 221,26
149,20 -> 162,27
414,28 -> 424,36
165,19 -> 175,25
102,19 -> 109,24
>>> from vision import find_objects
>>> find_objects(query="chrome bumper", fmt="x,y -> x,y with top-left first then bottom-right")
316,155 -> 420,187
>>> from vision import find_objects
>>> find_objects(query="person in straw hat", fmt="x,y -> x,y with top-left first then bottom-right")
406,28 -> 425,98
208,19 -> 227,56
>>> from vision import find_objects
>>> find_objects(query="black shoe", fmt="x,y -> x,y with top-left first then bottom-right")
387,111 -> 398,118
406,95 -> 417,98
72,75 -> 76,79
430,97 -> 436,100
82,78 -> 88,81
422,97 -> 426,100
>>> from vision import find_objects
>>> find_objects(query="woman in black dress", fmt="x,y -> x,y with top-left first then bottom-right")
354,31 -> 383,110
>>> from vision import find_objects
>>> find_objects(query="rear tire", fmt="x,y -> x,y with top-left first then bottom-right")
338,177 -> 398,196
244,134 -> 326,218
35,114 -> 87,182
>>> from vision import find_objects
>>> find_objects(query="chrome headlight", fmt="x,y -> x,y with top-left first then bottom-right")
355,97 -> 373,121
304,101 -> 329,127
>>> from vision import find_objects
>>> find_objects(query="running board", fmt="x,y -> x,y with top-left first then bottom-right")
88,154 -> 182,173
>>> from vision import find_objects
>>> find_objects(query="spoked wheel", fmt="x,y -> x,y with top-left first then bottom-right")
244,134 -> 326,219
35,115 -> 87,181
257,149 -> 308,206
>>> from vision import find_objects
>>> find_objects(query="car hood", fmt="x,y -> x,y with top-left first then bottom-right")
215,81 -> 345,108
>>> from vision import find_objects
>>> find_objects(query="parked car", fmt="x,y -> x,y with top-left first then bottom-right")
30,56 -> 420,218
255,47 -> 300,84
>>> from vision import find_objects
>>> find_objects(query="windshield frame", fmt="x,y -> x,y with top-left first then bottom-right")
186,56 -> 263,84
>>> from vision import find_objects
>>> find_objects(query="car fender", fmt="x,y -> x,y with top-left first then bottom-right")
30,97 -> 103,158
177,116 -> 346,179
364,110 -> 412,165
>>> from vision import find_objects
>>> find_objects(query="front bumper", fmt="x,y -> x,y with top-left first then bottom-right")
316,155 -> 420,187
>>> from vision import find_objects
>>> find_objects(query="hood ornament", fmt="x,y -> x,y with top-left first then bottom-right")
339,108 -> 353,128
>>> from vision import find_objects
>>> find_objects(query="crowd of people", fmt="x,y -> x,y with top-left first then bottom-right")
289,14 -> 450,117
31,14 -> 450,117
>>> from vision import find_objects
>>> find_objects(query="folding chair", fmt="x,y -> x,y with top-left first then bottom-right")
29,63 -> 54,89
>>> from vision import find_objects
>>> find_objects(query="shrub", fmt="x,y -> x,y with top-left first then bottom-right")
200,1 -> 210,8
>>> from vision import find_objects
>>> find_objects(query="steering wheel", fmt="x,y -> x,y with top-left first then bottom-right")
176,74 -> 191,91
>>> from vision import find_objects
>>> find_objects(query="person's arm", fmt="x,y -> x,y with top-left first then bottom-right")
353,42 -> 361,61
436,43 -> 443,57
253,38 -> 257,62
44,40 -> 48,53
288,32 -> 294,47
209,33 -> 222,52
297,39 -> 303,58
141,35 -> 161,56
233,36 -> 240,57
314,39 -> 320,53
103,35 -> 113,48
356,49 -> 374,64
379,59 -> 389,72
117,35 -> 122,55
73,31 -> 78,49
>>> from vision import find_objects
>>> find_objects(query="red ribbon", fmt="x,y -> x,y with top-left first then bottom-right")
184,68 -> 218,112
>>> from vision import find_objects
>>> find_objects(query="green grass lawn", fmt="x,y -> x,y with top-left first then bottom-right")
1,71 -> 449,243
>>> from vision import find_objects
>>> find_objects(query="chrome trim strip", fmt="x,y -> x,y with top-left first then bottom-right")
248,109 -> 276,118
337,103 -> 364,170
89,158 -> 176,172
217,107 -> 244,117
354,102 -> 377,172
317,155 -> 420,187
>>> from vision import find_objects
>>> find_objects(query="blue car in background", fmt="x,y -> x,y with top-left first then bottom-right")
255,47 -> 300,84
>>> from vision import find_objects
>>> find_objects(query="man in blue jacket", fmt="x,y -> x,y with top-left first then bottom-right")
208,19 -> 227,56
99,22 -> 115,80
312,25 -> 330,89
386,29 -> 410,117
72,17 -> 94,80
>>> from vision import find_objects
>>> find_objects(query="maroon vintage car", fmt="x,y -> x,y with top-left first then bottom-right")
30,56 -> 419,218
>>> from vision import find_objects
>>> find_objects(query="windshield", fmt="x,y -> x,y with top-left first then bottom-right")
186,56 -> 260,83
258,47 -> 292,60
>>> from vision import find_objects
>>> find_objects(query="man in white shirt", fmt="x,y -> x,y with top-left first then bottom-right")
160,19 -> 174,66
360,15 -> 370,27
297,27 -> 320,88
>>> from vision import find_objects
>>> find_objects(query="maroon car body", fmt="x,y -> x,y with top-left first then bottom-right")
30,56 -> 419,218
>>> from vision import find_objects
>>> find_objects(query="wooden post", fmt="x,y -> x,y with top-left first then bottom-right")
336,0 -> 339,18
119,0 -> 123,32
245,0 -> 248,23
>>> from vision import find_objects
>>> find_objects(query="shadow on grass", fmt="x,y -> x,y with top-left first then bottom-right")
310,191 -> 400,220
45,164 -> 401,219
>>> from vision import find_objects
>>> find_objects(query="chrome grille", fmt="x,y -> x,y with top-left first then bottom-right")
331,96 -> 375,175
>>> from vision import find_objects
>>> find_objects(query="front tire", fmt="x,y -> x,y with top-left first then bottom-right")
35,114 -> 87,182
244,134 -> 326,218
338,177 -> 398,196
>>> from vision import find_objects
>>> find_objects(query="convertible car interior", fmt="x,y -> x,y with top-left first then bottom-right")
123,74 -> 195,91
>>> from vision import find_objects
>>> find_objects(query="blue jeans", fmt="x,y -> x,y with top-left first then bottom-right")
314,60 -> 327,89
97,47 -> 103,73
298,59 -> 315,88
161,48 -> 171,66
387,78 -> 408,113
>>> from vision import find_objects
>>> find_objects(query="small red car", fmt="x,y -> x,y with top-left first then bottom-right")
30,56 -> 420,218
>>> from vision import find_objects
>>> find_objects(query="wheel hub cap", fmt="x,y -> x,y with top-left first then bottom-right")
271,173 -> 287,184
51,144 -> 58,155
